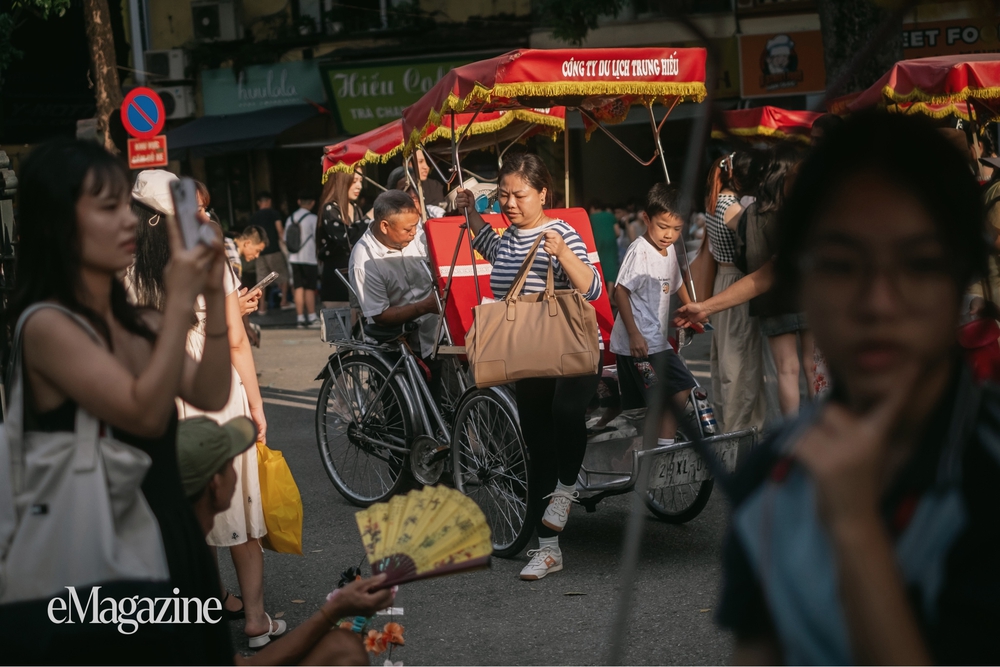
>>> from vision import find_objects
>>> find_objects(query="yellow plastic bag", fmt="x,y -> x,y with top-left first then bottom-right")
256,441 -> 303,555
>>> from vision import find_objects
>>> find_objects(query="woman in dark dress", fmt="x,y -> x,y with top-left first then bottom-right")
318,169 -> 366,309
6,140 -> 233,663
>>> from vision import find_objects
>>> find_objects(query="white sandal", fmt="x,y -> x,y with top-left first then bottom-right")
248,613 -> 287,649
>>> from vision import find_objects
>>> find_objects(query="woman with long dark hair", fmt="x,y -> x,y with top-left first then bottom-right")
128,169 -> 283,649
678,144 -> 815,416
704,153 -> 767,432
318,169 -> 366,309
7,139 -> 232,662
455,153 -> 602,582
716,111 -> 1000,665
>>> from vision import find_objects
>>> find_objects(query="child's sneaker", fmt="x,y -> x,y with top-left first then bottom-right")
541,488 -> 578,532
519,546 -> 563,580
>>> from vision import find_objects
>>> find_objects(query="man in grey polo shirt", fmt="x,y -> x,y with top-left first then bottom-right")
349,190 -> 440,370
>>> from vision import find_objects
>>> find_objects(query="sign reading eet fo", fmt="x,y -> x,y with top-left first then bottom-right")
128,136 -> 168,169
321,57 -> 474,135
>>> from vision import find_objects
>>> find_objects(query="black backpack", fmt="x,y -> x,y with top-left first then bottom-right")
285,211 -> 313,254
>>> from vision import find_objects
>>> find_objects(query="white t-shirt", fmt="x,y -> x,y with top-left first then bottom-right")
349,228 -> 438,357
610,236 -> 683,356
285,208 -> 318,265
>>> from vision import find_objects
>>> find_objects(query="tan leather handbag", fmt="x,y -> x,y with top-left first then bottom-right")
466,234 -> 601,388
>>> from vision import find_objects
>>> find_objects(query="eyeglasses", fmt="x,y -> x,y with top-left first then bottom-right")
800,242 -> 955,307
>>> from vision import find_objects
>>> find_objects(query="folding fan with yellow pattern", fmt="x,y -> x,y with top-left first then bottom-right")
354,486 -> 493,587
355,486 -> 492,588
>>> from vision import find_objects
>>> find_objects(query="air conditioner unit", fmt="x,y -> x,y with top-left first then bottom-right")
144,49 -> 186,81
191,0 -> 240,42
152,85 -> 197,119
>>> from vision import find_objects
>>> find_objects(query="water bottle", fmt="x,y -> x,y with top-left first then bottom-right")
693,388 -> 717,435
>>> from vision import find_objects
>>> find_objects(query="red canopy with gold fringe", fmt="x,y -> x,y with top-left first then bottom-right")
321,108 -> 565,182
401,47 -> 707,153
828,55 -> 1000,119
711,106 -> 822,144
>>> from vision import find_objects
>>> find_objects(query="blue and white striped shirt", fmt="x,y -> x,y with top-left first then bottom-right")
472,220 -> 602,301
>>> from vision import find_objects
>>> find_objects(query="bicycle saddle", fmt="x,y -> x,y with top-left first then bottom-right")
363,321 -> 418,343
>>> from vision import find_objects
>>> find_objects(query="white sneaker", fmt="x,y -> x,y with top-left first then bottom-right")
519,546 -> 563,580
541,488 -> 579,532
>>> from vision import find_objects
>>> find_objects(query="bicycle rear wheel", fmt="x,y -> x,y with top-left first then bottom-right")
644,429 -> 714,523
316,353 -> 412,506
451,388 -> 531,558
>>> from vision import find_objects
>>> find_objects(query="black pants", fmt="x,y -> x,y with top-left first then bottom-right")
515,373 -> 601,538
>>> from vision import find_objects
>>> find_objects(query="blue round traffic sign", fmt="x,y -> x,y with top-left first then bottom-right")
121,87 -> 166,139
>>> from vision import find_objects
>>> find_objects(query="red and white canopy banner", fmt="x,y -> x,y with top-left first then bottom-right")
711,106 -> 823,144
828,54 -> 1000,119
321,108 -> 565,182
424,208 -> 615,364
402,47 -> 707,153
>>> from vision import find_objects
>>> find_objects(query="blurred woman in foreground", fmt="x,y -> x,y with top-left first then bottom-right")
716,112 -> 999,664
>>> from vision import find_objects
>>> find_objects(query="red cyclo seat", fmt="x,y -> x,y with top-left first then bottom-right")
958,318 -> 1000,383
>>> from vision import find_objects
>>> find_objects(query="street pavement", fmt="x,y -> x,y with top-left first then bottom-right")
220,316 -> 735,665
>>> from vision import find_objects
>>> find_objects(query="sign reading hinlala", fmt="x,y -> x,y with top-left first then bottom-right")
201,61 -> 327,116
321,57 -> 475,135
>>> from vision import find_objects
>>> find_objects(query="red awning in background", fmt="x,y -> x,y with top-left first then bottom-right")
712,106 -> 823,144
828,54 -> 1000,119
401,47 -> 708,152
321,108 -> 565,182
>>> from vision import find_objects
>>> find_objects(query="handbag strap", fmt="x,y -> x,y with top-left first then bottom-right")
6,303 -> 107,491
504,232 -> 556,303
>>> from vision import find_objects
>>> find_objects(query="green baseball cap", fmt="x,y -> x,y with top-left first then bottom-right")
177,416 -> 257,499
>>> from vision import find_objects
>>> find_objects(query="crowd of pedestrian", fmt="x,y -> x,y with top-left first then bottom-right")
3,105 -> 1000,665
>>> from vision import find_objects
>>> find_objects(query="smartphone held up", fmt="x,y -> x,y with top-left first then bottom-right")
169,177 -> 216,249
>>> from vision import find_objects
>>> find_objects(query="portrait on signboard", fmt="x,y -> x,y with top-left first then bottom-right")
759,34 -> 804,90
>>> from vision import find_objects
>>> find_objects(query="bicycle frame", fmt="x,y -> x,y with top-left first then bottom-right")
324,338 -> 453,452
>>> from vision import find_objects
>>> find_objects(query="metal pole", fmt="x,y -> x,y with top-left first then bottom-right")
606,54 -> 718,667
128,0 -> 146,84
648,103 -> 697,302
564,122 -> 571,207
451,111 -> 482,305
431,224 -> 466,358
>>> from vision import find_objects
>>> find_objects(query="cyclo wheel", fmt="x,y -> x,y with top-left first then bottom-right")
451,388 -> 531,558
316,353 -> 412,506
644,427 -> 714,523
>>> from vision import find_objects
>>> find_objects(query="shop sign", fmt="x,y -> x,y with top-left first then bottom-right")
202,61 -> 326,116
321,57 -> 474,135
739,30 -> 826,98
902,17 -> 1000,58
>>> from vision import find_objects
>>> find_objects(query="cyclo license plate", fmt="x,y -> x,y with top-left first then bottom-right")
647,440 -> 739,489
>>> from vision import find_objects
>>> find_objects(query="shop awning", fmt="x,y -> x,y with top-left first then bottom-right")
167,104 -> 321,160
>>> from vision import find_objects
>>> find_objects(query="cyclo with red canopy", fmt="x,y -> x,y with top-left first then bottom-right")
314,47 -> 757,558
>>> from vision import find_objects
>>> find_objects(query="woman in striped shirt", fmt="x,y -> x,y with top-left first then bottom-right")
455,153 -> 601,582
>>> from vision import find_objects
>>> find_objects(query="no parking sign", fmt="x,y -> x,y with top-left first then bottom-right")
121,87 -> 168,168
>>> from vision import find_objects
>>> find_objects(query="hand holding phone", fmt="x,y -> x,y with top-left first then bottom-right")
169,177 -> 216,249
250,271 -> 279,294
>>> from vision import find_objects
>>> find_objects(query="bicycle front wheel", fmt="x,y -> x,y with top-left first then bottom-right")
316,353 -> 412,506
451,388 -> 531,558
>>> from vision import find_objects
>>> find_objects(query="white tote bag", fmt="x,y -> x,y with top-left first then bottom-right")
0,304 -> 169,603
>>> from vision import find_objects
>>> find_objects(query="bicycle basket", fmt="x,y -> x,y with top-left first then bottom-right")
320,307 -> 352,343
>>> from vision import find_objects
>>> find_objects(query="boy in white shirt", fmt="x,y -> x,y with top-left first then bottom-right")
285,192 -> 319,328
610,183 -> 698,446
